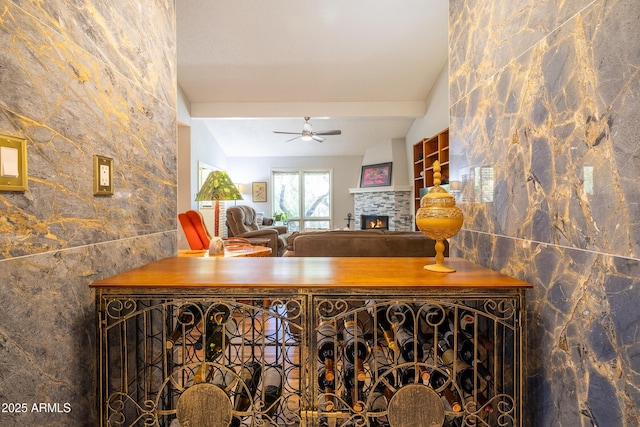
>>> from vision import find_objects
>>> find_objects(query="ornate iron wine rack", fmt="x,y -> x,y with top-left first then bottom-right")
94,258 -> 528,427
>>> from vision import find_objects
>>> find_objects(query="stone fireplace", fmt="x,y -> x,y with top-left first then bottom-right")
361,214 -> 389,230
350,187 -> 413,231
349,138 -> 414,231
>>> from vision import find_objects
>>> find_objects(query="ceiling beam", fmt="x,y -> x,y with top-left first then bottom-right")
190,101 -> 427,119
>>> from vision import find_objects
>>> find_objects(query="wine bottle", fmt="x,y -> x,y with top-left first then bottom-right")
457,337 -> 492,382
318,366 -> 336,411
443,329 -> 461,350
166,304 -> 203,349
343,320 -> 368,381
191,317 -> 237,384
397,353 -> 429,386
230,362 -> 262,427
400,364 -> 419,386
410,304 -> 444,341
395,325 -> 429,380
210,367 -> 235,393
375,305 -> 397,350
204,317 -> 237,362
395,324 -> 422,362
343,364 -> 365,412
437,336 -> 494,415
262,366 -> 283,421
421,304 -> 447,328
437,337 -> 456,368
206,303 -> 231,327
456,367 -> 493,414
457,309 -> 494,351
368,390 -> 390,427
462,394 -> 491,421
394,304 -> 416,333
317,321 -> 336,382
429,369 -> 462,412
370,345 -> 396,401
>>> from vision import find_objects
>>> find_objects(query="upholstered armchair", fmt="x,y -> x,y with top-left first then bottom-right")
226,206 -> 287,256
178,210 -> 212,250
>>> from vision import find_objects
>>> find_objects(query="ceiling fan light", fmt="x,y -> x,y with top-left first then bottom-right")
301,135 -> 312,141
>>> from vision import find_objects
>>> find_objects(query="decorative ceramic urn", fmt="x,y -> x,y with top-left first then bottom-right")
416,161 -> 463,272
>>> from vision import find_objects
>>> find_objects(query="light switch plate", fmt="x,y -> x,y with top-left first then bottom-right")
93,155 -> 113,196
0,134 -> 28,192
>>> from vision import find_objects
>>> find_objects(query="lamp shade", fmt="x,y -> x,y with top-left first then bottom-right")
195,171 -> 243,201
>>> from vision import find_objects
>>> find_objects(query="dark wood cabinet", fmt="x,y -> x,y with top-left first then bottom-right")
93,257 -> 529,427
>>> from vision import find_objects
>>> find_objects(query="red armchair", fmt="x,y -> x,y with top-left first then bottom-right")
180,209 -> 279,256
178,210 -> 213,250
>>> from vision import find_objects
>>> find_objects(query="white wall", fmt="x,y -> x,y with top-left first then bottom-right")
178,63 -> 449,239
360,138 -> 409,187
177,87 -> 231,248
227,156 -> 361,229
405,61 -> 450,184
177,85 -> 191,126
177,89 -> 229,214
177,124 -> 192,219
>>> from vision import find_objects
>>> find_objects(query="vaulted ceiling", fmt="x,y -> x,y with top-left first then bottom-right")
177,1 -> 448,157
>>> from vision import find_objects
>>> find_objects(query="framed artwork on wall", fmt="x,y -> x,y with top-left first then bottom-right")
252,181 -> 267,202
360,162 -> 392,188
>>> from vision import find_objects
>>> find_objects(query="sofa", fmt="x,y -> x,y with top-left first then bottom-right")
281,229 -> 448,337
282,229 -> 448,257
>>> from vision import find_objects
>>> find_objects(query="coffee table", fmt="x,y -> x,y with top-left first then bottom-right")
178,245 -> 271,258
245,237 -> 271,247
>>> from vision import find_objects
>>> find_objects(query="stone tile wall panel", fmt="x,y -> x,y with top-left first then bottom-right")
0,1 -> 176,425
0,2 -> 176,258
450,0 -> 640,425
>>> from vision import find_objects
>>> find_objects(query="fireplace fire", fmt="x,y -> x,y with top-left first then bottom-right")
361,215 -> 389,230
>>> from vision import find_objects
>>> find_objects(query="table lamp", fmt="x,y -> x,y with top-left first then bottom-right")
195,171 -> 243,237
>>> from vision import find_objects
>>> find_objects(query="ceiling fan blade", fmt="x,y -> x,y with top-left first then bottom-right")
314,130 -> 341,136
275,118 -> 339,142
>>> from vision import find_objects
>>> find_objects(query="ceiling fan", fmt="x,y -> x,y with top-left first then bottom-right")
273,117 -> 342,142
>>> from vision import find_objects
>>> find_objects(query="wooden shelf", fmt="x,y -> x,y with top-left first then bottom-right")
412,128 -> 450,218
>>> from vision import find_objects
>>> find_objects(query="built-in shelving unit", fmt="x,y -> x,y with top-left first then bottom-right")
413,128 -> 450,213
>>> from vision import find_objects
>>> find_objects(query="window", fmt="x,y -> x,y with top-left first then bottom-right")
197,161 -> 215,208
272,169 -> 332,232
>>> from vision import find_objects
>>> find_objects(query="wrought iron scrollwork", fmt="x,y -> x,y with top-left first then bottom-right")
310,297 -> 522,427
97,291 -> 524,427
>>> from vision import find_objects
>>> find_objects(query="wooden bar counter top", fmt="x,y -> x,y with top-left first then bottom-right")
91,256 -> 532,290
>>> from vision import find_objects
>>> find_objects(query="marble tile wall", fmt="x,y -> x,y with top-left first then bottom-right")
449,1 -> 640,425
0,1 -> 176,425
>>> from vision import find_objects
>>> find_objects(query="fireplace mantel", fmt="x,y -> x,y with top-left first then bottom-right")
348,185 -> 412,194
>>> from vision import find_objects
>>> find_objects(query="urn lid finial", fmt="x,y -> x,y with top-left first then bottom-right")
421,161 -> 455,207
